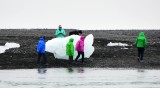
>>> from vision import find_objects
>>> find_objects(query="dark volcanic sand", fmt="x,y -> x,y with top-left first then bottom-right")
0,29 -> 160,69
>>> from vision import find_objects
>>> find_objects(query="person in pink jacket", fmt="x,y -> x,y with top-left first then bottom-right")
75,36 -> 85,63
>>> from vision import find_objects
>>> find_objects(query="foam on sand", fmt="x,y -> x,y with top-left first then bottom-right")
46,34 -> 95,60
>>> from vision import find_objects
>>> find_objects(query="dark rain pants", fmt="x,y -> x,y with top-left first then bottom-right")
37,53 -> 47,64
75,51 -> 84,63
137,47 -> 145,60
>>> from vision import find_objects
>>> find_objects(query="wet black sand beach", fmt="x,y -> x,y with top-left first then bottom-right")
0,29 -> 160,69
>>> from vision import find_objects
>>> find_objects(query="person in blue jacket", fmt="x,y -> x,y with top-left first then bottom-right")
37,37 -> 48,65
55,25 -> 66,38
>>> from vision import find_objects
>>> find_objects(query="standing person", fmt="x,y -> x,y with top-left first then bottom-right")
66,38 -> 74,64
37,37 -> 48,65
75,36 -> 85,63
55,25 -> 66,38
135,32 -> 147,62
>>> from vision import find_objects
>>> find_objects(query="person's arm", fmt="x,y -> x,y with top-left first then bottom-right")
37,43 -> 40,52
135,38 -> 138,46
62,29 -> 66,36
44,42 -> 46,52
144,38 -> 147,47
55,29 -> 59,36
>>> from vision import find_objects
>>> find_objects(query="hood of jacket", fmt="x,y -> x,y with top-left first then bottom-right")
40,38 -> 45,41
138,32 -> 145,38
80,36 -> 85,41
69,38 -> 74,43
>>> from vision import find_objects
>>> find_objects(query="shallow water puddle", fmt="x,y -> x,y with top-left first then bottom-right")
0,68 -> 160,88
0,42 -> 20,53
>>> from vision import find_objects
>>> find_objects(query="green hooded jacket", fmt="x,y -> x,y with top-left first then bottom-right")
55,29 -> 66,38
135,32 -> 147,48
66,38 -> 74,56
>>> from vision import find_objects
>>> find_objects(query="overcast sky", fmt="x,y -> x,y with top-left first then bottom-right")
0,0 -> 160,29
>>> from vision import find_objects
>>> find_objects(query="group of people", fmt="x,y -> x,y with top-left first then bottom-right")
36,25 -> 85,65
66,34 -> 85,64
36,25 -> 147,66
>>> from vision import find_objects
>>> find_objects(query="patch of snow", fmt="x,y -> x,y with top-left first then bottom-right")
121,47 -> 129,49
107,42 -> 129,47
0,42 -> 20,54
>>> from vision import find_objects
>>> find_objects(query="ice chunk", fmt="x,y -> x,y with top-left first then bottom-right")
0,42 -> 20,54
46,34 -> 94,60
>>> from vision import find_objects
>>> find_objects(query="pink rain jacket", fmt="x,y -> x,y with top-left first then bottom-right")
76,36 -> 85,52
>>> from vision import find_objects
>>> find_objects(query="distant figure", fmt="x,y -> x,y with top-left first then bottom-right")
69,30 -> 78,35
78,30 -> 82,36
37,37 -> 48,65
75,36 -> 85,63
66,38 -> 74,64
55,25 -> 66,38
69,30 -> 82,36
135,32 -> 147,62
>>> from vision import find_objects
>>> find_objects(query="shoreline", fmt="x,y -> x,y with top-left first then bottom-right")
0,29 -> 160,69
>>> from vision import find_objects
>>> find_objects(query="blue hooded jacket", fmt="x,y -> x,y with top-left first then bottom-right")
37,38 -> 45,53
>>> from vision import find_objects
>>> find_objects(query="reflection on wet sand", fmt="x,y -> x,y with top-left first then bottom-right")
0,68 -> 160,88
67,68 -> 85,74
37,68 -> 47,74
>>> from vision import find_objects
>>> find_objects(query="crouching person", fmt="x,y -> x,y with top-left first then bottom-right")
37,37 -> 48,66
66,38 -> 74,64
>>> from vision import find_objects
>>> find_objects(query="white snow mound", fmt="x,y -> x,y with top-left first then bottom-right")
0,42 -> 20,54
46,34 -> 94,60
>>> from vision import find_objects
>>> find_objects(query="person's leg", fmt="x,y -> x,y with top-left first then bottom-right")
137,48 -> 141,61
140,48 -> 145,60
42,53 -> 47,65
138,48 -> 141,58
75,52 -> 80,62
69,56 -> 73,64
81,52 -> 84,63
37,53 -> 41,64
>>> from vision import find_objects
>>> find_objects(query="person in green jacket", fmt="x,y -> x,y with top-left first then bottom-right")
66,38 -> 74,64
135,32 -> 147,62
55,25 -> 66,38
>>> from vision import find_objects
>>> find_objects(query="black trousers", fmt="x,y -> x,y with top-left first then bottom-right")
75,51 -> 84,63
69,56 -> 73,63
137,47 -> 145,60
37,53 -> 47,64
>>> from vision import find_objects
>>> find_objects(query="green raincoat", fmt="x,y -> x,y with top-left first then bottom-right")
66,38 -> 74,56
55,29 -> 66,38
135,32 -> 147,48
